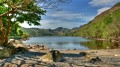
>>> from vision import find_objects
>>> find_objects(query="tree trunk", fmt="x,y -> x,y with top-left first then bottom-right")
0,17 -> 5,46
3,16 -> 13,46
0,8 -> 15,46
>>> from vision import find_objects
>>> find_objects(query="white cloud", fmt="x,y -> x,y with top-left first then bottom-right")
20,11 -> 95,29
47,11 -> 94,21
97,7 -> 110,15
89,0 -> 120,7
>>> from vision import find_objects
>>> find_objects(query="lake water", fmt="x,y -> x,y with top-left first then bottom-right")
22,36 -> 118,50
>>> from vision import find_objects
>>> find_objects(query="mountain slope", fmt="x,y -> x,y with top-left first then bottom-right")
71,2 -> 120,40
22,27 -> 71,36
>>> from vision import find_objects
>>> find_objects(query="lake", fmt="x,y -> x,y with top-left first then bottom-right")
22,36 -> 119,50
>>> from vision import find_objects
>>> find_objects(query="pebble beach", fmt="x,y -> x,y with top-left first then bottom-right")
0,45 -> 120,67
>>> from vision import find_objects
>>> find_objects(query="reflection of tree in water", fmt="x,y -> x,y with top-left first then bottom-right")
80,40 -> 119,49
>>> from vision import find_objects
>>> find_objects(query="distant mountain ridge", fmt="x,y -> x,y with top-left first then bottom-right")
22,27 -> 75,36
70,2 -> 120,40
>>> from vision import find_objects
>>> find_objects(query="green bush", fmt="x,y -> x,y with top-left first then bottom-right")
0,48 -> 12,59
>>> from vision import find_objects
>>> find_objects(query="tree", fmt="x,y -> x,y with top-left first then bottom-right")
0,0 -> 72,46
0,0 -> 46,46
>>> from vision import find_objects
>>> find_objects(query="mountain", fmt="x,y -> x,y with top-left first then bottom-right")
22,27 -> 72,37
70,2 -> 120,40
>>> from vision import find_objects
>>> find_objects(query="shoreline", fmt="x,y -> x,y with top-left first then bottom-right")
1,44 -> 120,67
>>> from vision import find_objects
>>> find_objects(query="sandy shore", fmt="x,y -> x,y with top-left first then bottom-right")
0,47 -> 120,67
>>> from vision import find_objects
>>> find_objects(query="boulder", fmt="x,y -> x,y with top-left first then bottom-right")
8,39 -> 15,44
13,43 -> 26,48
79,52 -> 87,57
89,56 -> 102,64
0,47 -> 3,49
40,50 -> 63,62
8,39 -> 26,48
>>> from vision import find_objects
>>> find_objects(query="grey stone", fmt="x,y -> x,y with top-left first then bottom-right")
3,63 -> 17,67
21,64 -> 33,67
25,60 -> 38,64
11,60 -> 21,65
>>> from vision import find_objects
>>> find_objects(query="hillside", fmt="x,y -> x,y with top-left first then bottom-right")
71,2 -> 120,40
22,27 -> 72,37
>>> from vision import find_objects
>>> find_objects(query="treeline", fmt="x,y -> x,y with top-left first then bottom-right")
22,27 -> 75,37
70,2 -> 120,41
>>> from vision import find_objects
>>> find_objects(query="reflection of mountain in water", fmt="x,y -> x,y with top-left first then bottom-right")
23,36 -> 119,50
80,40 -> 119,49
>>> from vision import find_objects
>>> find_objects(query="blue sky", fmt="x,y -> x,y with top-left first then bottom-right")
20,0 -> 120,29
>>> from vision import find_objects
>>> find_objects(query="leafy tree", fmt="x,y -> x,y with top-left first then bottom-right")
0,0 -> 72,46
0,0 -> 46,46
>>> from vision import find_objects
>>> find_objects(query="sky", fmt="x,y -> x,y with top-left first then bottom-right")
20,0 -> 120,29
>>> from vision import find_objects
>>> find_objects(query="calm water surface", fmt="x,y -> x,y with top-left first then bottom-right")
22,36 -> 118,50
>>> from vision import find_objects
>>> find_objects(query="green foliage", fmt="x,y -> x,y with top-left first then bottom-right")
0,48 -> 12,59
17,29 -> 23,36
21,32 -> 30,39
0,0 -> 46,43
70,2 -> 120,40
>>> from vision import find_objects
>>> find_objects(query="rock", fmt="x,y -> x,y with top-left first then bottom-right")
40,50 -> 63,62
8,39 -> 15,44
17,47 -> 28,53
85,52 -> 96,61
89,57 -> 102,64
73,48 -> 76,50
0,47 -> 3,49
55,62 -> 72,67
11,60 -> 21,65
8,39 -> 26,49
72,64 -> 84,67
28,45 -> 48,50
21,64 -> 33,67
13,43 -> 26,48
15,40 -> 23,44
79,52 -> 87,57
0,63 -> 3,67
3,63 -> 18,67
25,60 -> 37,64
39,45 -> 48,50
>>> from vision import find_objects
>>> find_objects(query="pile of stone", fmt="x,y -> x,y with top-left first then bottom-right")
27,45 -> 48,50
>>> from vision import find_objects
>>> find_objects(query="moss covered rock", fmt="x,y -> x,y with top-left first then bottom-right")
40,50 -> 63,62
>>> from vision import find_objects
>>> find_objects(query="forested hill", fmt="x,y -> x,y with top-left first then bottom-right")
22,27 -> 73,36
70,2 -> 120,40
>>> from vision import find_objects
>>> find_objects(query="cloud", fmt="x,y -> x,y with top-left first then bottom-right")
20,11 -> 95,29
97,7 -> 110,15
89,0 -> 120,7
39,11 -> 95,29
46,11 -> 94,22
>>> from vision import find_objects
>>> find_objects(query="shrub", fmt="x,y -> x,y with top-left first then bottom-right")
0,48 -> 12,59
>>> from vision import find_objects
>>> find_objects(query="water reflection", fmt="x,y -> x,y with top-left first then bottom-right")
23,36 -> 119,50
80,40 -> 119,49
